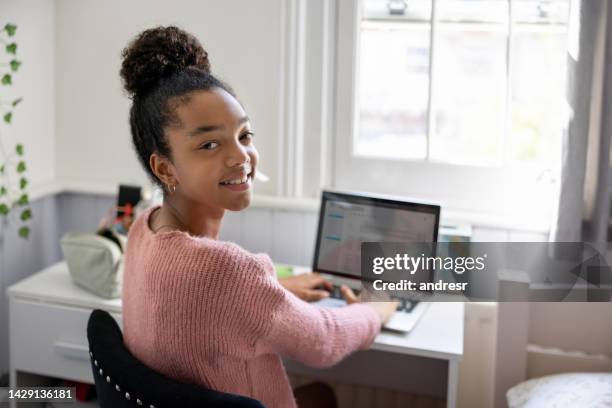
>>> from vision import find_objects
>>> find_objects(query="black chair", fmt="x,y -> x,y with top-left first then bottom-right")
87,309 -> 266,408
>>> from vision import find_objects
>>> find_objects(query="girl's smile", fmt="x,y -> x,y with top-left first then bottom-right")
219,162 -> 253,191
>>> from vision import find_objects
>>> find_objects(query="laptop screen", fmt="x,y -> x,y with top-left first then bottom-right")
313,191 -> 440,280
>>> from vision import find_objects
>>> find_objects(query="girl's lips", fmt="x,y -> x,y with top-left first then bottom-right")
220,176 -> 252,192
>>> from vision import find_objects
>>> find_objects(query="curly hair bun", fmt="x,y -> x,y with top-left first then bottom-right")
120,26 -> 211,97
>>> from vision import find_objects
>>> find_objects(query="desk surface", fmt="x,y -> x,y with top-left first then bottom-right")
8,262 -> 463,361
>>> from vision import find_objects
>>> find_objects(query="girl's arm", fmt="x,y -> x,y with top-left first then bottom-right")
259,284 -> 382,369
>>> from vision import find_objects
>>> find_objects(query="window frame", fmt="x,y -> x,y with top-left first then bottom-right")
330,0 -> 567,226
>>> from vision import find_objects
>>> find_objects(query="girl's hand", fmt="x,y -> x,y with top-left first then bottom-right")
339,285 -> 359,304
279,273 -> 334,302
339,285 -> 399,325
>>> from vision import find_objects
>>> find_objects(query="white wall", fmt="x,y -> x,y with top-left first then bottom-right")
55,0 -> 283,195
0,0 -> 56,378
0,0 -> 55,192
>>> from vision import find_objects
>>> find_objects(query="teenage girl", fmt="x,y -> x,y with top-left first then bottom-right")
120,26 -> 397,408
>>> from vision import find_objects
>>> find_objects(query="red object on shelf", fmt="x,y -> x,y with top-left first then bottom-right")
115,202 -> 134,222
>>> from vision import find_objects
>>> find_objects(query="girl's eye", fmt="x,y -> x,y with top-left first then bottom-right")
240,131 -> 254,142
200,141 -> 219,150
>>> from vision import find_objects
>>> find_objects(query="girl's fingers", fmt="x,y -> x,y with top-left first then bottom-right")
340,285 -> 358,304
304,289 -> 330,302
309,273 -> 333,291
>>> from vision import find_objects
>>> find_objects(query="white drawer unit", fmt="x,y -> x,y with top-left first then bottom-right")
10,299 -> 121,383
7,262 -> 121,408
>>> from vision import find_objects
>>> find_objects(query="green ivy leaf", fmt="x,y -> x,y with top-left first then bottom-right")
0,164 -> 4,173
18,226 -> 29,239
4,24 -> 17,37
4,112 -> 12,124
12,97 -> 22,107
16,193 -> 28,206
20,208 -> 31,221
1,74 -> 12,85
0,203 -> 8,215
19,177 -> 27,190
16,161 -> 26,173
0,186 -> 6,195
6,43 -> 17,55
15,144 -> 23,155
9,59 -> 21,72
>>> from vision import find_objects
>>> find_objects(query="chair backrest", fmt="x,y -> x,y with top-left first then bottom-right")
87,309 -> 266,408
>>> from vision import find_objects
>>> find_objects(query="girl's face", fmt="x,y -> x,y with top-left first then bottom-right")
161,88 -> 258,212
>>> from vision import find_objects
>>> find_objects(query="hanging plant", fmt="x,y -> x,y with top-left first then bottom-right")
0,23 -> 31,239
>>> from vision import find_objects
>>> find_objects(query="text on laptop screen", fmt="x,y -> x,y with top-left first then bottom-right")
316,199 -> 438,278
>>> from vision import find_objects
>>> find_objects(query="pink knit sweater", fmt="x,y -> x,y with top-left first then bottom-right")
122,206 -> 381,408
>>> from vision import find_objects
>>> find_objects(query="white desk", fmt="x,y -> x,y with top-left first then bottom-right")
8,262 -> 463,408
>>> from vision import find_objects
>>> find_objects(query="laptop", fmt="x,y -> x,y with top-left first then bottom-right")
311,190 -> 440,333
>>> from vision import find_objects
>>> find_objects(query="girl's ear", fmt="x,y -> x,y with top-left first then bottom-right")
149,153 -> 177,187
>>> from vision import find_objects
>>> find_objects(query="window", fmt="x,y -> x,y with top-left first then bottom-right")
333,0 -> 572,225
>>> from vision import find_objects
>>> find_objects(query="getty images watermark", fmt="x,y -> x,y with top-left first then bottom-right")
360,242 -> 612,302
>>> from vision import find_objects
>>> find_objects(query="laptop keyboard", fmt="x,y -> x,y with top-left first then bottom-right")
328,285 -> 419,313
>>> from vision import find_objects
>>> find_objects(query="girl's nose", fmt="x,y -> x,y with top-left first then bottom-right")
225,141 -> 251,167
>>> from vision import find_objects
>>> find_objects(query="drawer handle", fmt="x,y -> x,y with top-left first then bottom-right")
54,341 -> 90,360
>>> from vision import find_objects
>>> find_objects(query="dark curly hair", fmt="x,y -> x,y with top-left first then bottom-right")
120,26 -> 235,189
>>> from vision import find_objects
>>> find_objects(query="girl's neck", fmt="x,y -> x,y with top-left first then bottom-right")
158,195 -> 224,239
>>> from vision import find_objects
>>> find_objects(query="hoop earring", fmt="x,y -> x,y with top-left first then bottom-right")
166,183 -> 176,194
